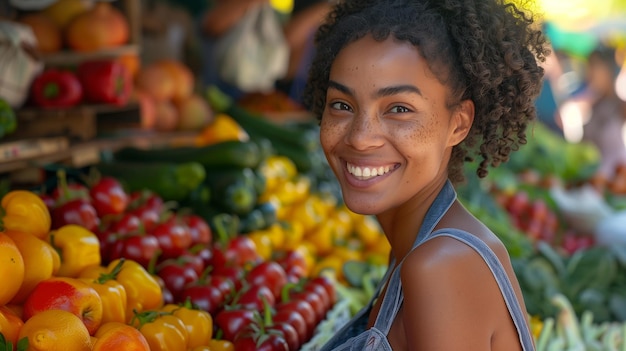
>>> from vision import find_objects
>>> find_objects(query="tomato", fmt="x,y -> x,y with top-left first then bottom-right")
303,279 -> 332,312
290,288 -> 326,323
90,176 -> 129,217
212,236 -> 262,268
51,198 -> 100,232
269,323 -> 299,351
274,249 -> 309,283
237,284 -> 275,311
275,299 -> 317,340
109,213 -> 142,235
234,329 -> 289,351
182,214 -> 212,246
127,191 -> 164,232
51,181 -> 90,202
212,263 -> 245,291
151,220 -> 193,259
180,275 -> 233,315
246,261 -> 288,300
214,308 -> 257,341
156,259 -> 200,300
108,233 -> 160,268
309,275 -> 337,305
273,308 -> 308,347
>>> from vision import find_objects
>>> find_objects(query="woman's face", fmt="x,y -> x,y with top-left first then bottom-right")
320,35 -> 472,215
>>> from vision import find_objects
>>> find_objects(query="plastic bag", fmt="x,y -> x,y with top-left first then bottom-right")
0,21 -> 44,108
212,3 -> 289,93
549,184 -> 614,234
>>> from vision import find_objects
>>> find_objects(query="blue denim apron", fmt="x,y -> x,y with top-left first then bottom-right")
319,181 -> 535,351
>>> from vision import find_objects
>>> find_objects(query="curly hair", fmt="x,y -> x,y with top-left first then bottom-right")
303,0 -> 550,183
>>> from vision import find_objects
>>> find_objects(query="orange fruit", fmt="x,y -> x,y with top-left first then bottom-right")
92,322 -> 150,351
18,309 -> 92,351
0,232 -> 25,305
6,231 -> 61,304
0,305 -> 24,348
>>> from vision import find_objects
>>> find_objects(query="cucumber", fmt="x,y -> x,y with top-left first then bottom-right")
113,140 -> 262,170
206,86 -> 319,152
204,167 -> 259,215
93,161 -> 206,202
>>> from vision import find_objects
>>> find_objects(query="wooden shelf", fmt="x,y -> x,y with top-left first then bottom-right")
0,130 -> 198,175
41,45 -> 140,66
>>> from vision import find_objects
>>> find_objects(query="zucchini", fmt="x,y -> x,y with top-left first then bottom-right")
113,140 -> 262,170
206,86 -> 319,152
204,167 -> 258,215
93,161 -> 206,202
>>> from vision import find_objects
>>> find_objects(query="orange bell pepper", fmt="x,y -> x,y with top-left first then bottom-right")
0,190 -> 51,239
49,224 -> 101,278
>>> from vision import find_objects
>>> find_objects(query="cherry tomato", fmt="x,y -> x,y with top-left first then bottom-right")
269,323 -> 299,351
90,176 -> 129,217
214,308 -> 257,341
157,259 -> 200,300
212,236 -> 262,268
180,276 -> 233,315
183,214 -> 212,246
237,284 -> 275,311
51,198 -> 100,232
151,220 -> 193,259
246,261 -> 288,300
309,275 -> 337,305
275,299 -> 317,340
234,328 -> 288,351
108,233 -> 160,268
273,308 -> 308,347
109,213 -> 142,235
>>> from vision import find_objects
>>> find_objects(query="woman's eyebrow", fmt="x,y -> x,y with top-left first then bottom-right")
328,81 -> 422,98
375,85 -> 422,98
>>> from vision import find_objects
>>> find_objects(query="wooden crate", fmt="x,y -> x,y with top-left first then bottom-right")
9,107 -> 97,141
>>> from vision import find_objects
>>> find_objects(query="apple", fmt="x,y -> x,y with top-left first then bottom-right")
175,94 -> 214,131
23,277 -> 103,335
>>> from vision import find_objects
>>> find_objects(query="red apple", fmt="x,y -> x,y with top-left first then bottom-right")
23,277 -> 103,335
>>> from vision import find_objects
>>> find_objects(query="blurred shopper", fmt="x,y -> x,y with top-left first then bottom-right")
581,46 -> 626,177
199,0 -> 330,101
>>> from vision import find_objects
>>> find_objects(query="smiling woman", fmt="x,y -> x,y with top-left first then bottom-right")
303,0 -> 549,350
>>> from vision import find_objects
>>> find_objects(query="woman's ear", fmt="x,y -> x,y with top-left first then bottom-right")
449,99 -> 474,147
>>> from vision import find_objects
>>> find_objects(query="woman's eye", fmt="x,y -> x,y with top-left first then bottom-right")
390,105 -> 411,113
330,101 -> 351,111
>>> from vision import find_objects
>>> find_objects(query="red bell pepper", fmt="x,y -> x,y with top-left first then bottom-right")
77,60 -> 132,106
30,69 -> 83,108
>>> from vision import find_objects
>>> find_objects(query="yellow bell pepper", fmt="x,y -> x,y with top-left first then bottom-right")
161,303 -> 213,348
132,310 -> 188,351
107,258 -> 163,321
195,113 -> 249,146
1,190 -> 51,239
81,260 -> 128,324
49,224 -> 101,278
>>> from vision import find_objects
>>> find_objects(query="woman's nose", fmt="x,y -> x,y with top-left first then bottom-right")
344,112 -> 384,151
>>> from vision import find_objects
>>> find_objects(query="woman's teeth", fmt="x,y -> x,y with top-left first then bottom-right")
347,163 -> 392,180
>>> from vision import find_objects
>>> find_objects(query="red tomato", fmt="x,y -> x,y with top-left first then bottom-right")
156,259 -> 200,299
233,325 -> 289,351
151,220 -> 193,259
90,176 -> 129,216
182,214 -> 212,246
273,308 -> 308,347
215,308 -> 257,341
246,261 -> 288,300
237,284 -> 275,311
109,213 -> 142,235
51,198 -> 100,232
309,275 -> 337,305
269,323 -> 299,351
212,236 -> 262,268
108,233 -> 160,268
275,299 -> 317,340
